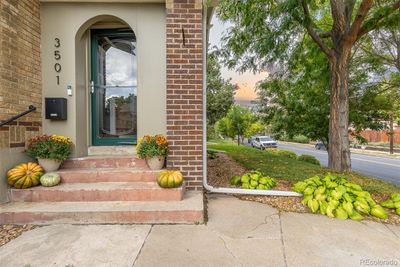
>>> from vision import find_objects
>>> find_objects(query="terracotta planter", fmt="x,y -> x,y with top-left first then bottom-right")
37,158 -> 62,172
146,156 -> 165,170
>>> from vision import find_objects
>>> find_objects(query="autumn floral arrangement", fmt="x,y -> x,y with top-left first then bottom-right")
27,134 -> 72,162
136,135 -> 168,170
136,134 -> 168,159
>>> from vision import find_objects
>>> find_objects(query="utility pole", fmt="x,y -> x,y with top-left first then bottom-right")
389,113 -> 394,155
237,124 -> 241,146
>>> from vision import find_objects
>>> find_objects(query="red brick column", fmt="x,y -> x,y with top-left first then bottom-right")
166,0 -> 204,190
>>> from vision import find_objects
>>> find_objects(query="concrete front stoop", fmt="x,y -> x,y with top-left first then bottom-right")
0,155 -> 204,225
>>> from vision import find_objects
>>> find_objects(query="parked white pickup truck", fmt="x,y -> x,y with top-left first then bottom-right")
251,136 -> 278,149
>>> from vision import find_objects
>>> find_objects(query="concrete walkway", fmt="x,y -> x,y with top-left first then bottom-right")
1,195 -> 400,267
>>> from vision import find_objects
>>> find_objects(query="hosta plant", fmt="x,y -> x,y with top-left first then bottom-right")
294,174 -> 388,221
380,194 -> 400,216
230,170 -> 276,190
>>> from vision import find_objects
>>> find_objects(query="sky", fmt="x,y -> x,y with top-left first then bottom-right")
208,15 -> 268,102
102,17 -> 264,102
105,41 -> 137,98
106,43 -> 137,88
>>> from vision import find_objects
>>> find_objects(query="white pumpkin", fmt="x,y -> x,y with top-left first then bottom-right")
40,172 -> 61,187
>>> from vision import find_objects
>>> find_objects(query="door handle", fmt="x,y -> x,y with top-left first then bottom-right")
90,81 -> 94,94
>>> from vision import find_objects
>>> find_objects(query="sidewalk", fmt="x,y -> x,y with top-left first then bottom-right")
1,194 -> 399,267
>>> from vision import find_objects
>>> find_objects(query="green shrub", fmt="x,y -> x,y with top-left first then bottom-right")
277,149 -> 298,159
297,154 -> 320,166
278,134 -> 309,144
266,148 -> 280,154
265,148 -> 297,159
277,134 -> 290,142
207,124 -> 217,140
292,135 -> 310,144
207,149 -> 219,159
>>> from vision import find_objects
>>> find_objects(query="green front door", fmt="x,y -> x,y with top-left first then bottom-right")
91,29 -> 137,146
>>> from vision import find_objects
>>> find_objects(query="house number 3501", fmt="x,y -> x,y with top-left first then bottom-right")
54,38 -> 62,85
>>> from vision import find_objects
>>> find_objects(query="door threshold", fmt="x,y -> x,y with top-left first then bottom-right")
88,145 -> 136,156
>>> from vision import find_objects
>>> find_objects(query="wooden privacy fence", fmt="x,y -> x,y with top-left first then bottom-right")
360,130 -> 400,144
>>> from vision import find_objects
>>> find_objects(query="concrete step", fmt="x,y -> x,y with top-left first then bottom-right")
9,182 -> 184,202
88,146 -> 136,156
58,168 -> 158,183
0,192 -> 203,225
61,155 -> 146,169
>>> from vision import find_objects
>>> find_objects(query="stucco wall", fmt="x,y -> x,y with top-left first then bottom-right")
0,149 -> 31,202
41,3 -> 166,156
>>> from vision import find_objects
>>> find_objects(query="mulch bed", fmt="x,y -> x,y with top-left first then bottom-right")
207,152 -> 400,225
0,224 -> 37,247
207,152 -> 307,213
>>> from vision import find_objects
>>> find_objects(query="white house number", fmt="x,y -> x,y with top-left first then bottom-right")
54,38 -> 62,85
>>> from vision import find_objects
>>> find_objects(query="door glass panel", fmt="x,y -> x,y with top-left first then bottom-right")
93,31 -> 137,143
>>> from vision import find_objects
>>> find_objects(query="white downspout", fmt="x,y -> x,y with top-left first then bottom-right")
201,5 -> 301,197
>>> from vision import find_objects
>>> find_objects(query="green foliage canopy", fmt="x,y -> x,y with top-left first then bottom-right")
207,51 -> 237,125
216,105 -> 263,143
256,36 -> 330,143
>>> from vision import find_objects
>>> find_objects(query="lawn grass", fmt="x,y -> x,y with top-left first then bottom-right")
207,139 -> 400,195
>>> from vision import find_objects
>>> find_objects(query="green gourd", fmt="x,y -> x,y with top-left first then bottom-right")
157,170 -> 183,188
40,172 -> 61,187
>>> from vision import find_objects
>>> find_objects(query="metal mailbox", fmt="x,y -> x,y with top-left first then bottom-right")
45,97 -> 67,120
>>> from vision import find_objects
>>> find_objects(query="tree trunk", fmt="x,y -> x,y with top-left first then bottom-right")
328,52 -> 352,172
389,114 -> 394,155
321,137 -> 329,152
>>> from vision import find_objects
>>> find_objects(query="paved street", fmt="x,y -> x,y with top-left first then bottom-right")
276,143 -> 400,185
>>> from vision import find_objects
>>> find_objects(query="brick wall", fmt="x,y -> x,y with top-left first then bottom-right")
0,0 -> 42,149
166,0 -> 204,190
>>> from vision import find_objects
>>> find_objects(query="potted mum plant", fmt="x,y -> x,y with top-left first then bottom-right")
137,134 -> 168,170
27,134 -> 72,172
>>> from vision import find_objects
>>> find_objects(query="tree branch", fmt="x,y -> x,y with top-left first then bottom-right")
393,30 -> 400,70
330,0 -> 346,33
378,31 -> 398,65
345,0 -> 373,45
357,1 -> 400,39
344,0 -> 356,32
301,0 -> 333,57
320,31 -> 333,38
349,40 -> 363,62
361,43 -> 395,67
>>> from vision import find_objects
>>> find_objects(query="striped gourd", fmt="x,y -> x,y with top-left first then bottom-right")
7,162 -> 44,189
